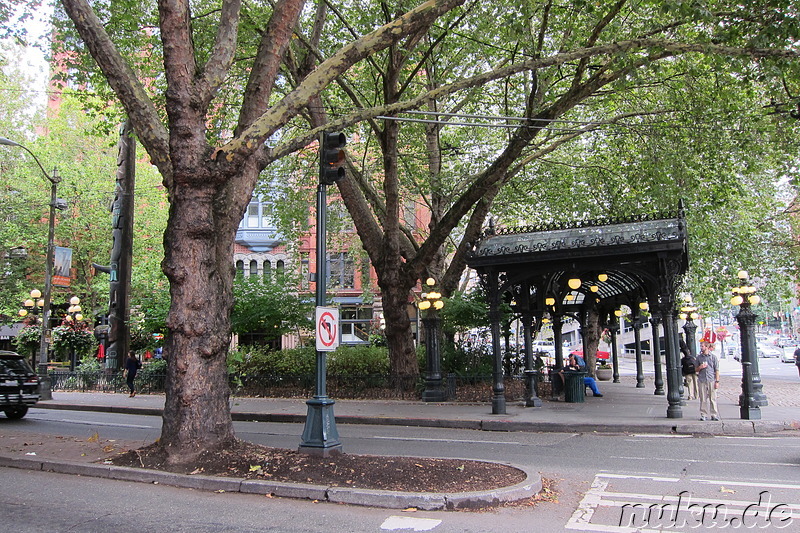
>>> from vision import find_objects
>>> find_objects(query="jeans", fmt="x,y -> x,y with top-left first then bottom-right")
583,377 -> 601,395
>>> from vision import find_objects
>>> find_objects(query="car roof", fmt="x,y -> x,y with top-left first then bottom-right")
0,350 -> 24,358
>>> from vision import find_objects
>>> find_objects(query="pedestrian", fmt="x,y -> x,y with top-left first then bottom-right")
696,339 -> 719,421
795,345 -> 800,378
681,346 -> 698,400
124,351 -> 142,397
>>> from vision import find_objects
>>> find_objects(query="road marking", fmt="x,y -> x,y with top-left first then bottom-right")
373,436 -> 520,445
566,473 -> 800,532
380,516 -> 442,531
609,455 -> 798,467
28,416 -> 155,429
626,434 -> 693,438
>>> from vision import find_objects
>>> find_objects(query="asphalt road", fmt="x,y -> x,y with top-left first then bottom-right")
3,409 -> 800,531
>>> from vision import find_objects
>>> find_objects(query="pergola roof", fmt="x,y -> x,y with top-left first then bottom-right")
467,207 -> 689,315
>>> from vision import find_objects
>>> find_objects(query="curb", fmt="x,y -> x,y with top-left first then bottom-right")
0,454 -> 541,511
34,402 -> 800,437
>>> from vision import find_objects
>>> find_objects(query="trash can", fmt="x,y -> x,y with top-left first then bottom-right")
563,371 -> 586,403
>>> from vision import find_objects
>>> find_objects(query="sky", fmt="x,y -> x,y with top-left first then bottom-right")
2,1 -> 55,111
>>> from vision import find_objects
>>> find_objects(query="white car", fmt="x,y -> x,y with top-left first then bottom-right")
781,348 -> 797,363
756,343 -> 782,358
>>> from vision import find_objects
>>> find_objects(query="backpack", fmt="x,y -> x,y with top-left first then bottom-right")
681,354 -> 697,375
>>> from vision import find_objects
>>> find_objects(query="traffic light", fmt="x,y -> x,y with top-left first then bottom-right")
320,131 -> 346,185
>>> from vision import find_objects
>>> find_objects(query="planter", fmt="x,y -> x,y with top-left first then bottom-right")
595,367 -> 613,381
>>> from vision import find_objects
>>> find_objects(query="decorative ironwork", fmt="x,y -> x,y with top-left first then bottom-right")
472,218 -> 685,259
481,208 -> 681,239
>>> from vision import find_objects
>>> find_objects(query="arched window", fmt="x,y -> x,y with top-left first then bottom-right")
235,260 -> 244,277
263,260 -> 272,279
249,260 -> 258,277
276,259 -> 285,276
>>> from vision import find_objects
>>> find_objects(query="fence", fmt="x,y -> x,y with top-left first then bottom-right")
49,371 -> 530,402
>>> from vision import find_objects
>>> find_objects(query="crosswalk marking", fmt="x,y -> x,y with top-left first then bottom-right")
380,516 -> 442,531
566,473 -> 800,531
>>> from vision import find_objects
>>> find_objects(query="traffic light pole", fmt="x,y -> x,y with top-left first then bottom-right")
299,132 -> 344,456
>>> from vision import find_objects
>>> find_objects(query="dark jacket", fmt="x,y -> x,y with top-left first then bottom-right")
681,354 -> 697,376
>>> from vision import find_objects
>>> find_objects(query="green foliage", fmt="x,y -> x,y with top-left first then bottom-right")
230,345 -> 316,376
13,325 -> 41,357
51,321 -> 97,359
137,358 -> 167,392
232,275 -> 313,338
328,345 -> 389,375
76,355 -> 103,388
441,342 -> 494,376
440,290 -> 490,335
139,358 -> 167,378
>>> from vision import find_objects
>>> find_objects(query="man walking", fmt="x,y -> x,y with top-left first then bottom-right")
696,339 -> 720,421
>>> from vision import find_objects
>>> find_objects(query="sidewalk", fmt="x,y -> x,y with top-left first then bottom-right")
32,372 -> 800,436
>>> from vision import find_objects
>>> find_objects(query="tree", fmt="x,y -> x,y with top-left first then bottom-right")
34,0 -> 800,465
286,1 -> 800,380
54,0 -> 466,465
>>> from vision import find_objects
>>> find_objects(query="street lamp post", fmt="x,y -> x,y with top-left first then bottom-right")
418,278 -> 447,402
731,271 -> 768,419
64,296 -> 84,371
18,289 -> 44,369
1,137 -> 60,400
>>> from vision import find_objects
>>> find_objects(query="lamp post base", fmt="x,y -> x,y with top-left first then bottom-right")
740,405 -> 761,420
421,385 -> 446,402
37,364 -> 52,401
298,397 -> 342,457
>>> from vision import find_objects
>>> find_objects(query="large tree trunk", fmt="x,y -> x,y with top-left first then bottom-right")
380,281 -> 419,381
159,172 -> 241,463
583,306 -> 603,378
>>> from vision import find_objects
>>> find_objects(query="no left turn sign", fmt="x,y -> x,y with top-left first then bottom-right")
316,307 -> 340,351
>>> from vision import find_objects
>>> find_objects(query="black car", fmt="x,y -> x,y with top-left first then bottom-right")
0,350 -> 40,419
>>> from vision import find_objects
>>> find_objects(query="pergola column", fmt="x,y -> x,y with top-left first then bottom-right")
487,273 -> 506,415
661,308 -> 683,419
650,315 -> 665,395
553,315 -> 564,369
610,320 -> 620,383
633,318 -> 645,388
521,311 -> 541,407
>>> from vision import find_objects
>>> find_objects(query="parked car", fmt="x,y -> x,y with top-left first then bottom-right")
775,337 -> 795,348
781,348 -> 797,364
0,350 -> 40,419
756,343 -> 782,358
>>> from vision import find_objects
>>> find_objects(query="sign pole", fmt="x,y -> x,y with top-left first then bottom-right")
299,174 -> 342,456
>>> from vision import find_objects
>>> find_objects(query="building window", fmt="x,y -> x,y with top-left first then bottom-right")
263,260 -> 272,279
249,260 -> 258,277
235,260 -> 244,277
276,259 -> 285,276
340,306 -> 372,344
246,203 -> 259,228
328,252 -> 354,289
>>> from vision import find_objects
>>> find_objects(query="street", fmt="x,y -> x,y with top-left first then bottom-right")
2,404 -> 799,532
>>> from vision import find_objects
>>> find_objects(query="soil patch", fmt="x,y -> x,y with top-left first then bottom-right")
110,439 -> 527,493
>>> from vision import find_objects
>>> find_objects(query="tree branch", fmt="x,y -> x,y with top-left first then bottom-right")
60,0 -> 171,181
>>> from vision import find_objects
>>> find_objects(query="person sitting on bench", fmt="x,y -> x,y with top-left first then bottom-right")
571,354 -> 604,398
